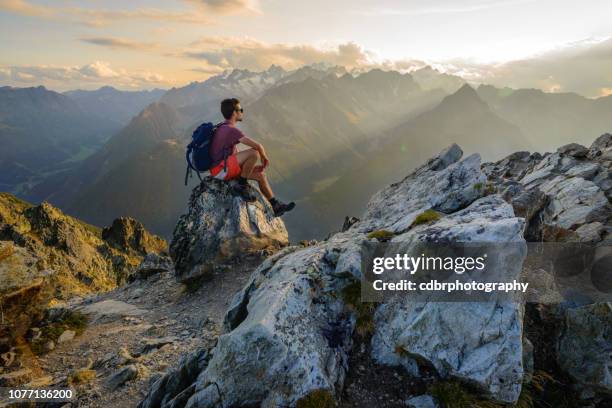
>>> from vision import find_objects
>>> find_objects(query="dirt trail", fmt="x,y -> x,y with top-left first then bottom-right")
36,260 -> 259,407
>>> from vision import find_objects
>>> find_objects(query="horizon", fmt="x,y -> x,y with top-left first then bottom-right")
1,0 -> 612,97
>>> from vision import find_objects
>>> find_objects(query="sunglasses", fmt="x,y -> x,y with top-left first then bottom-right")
235,108 -> 244,113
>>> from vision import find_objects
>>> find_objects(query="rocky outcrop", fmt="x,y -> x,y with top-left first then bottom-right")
483,134 -> 612,242
102,217 -> 167,256
141,136 -> 612,407
170,178 -> 288,282
372,195 -> 526,403
142,143 -> 532,407
0,193 -> 166,350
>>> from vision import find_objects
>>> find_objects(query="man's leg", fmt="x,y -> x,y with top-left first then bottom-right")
247,168 -> 273,200
235,149 -> 259,179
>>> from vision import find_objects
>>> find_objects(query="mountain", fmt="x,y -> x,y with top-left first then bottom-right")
410,65 -> 465,93
0,86 -> 121,195
30,102 -> 182,208
48,69 -> 447,239
159,65 -> 290,126
64,86 -> 165,126
0,192 -> 166,350
286,84 -> 529,239
477,84 -> 612,150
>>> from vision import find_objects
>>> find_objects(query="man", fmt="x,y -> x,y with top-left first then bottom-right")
209,98 -> 295,217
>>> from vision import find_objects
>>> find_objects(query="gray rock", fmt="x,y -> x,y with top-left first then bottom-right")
138,348 -> 211,408
186,244 -> 353,407
362,144 -> 485,233
557,143 -> 588,158
557,302 -> 612,396
128,253 -> 173,282
405,394 -> 439,408
57,330 -> 76,343
170,178 -> 288,282
588,133 -> 612,161
77,299 -> 148,323
372,196 -> 527,403
106,364 -> 140,390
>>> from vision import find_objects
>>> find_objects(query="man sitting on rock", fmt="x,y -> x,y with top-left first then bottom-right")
209,98 -> 296,217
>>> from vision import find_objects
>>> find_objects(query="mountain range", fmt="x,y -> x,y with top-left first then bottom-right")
4,64 -> 612,241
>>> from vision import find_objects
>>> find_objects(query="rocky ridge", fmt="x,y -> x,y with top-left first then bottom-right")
141,135 -> 611,408
0,193 -> 166,363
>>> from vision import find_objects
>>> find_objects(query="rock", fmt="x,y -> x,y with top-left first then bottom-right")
557,302 -> 612,396
140,337 -> 177,355
588,133 -> 612,161
342,216 -> 360,232
138,348 -> 211,408
0,368 -> 33,387
106,364 -> 141,390
557,143 -> 588,158
57,330 -> 76,343
44,340 -> 55,352
362,144 -> 485,233
128,253 -> 174,282
405,394 -> 439,408
483,135 -> 612,242
102,217 -> 167,256
0,193 -> 165,349
78,299 -> 148,323
372,196 -> 527,403
522,338 -> 534,384
170,178 -> 288,282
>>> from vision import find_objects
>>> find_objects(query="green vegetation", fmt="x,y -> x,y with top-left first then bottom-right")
473,182 -> 484,191
411,209 -> 441,226
366,229 -> 395,242
295,389 -> 336,408
341,281 -> 377,337
429,381 -> 500,408
30,310 -> 88,355
77,220 -> 103,238
474,182 -> 496,196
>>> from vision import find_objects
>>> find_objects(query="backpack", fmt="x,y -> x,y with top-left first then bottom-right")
184,122 -> 224,185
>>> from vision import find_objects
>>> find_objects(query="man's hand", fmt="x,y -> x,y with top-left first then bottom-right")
239,136 -> 270,168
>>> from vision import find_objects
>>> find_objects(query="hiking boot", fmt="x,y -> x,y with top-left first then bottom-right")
272,200 -> 295,217
231,183 -> 256,202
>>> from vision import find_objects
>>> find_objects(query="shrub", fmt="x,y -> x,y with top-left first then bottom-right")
366,230 -> 395,241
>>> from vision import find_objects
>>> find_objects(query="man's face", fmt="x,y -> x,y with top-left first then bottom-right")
234,104 -> 244,122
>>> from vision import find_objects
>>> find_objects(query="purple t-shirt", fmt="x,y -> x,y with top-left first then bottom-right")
209,121 -> 245,166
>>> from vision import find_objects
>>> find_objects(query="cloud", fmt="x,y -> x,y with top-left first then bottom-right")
181,37 -> 373,71
356,0 -> 536,16
182,0 -> 261,15
440,37 -> 612,98
80,37 -> 159,51
0,0 -> 213,26
65,7 -> 212,27
0,0 -> 54,17
0,61 -> 168,90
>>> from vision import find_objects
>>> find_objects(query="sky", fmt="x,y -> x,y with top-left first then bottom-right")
1,0 -> 612,97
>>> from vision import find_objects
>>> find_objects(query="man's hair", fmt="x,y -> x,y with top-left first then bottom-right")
221,98 -> 240,120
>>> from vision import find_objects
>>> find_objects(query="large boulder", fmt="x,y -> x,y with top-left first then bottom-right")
371,195 -> 527,403
170,178 -> 288,282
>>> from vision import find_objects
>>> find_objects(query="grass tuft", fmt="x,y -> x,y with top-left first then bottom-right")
412,209 -> 441,226
296,389 -> 336,408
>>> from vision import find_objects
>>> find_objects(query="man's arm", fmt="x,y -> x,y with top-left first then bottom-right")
239,136 -> 270,168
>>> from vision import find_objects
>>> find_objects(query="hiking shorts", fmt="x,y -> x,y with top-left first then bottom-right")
210,154 -> 242,181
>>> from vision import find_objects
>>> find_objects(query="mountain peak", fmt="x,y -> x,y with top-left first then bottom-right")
438,83 -> 487,110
